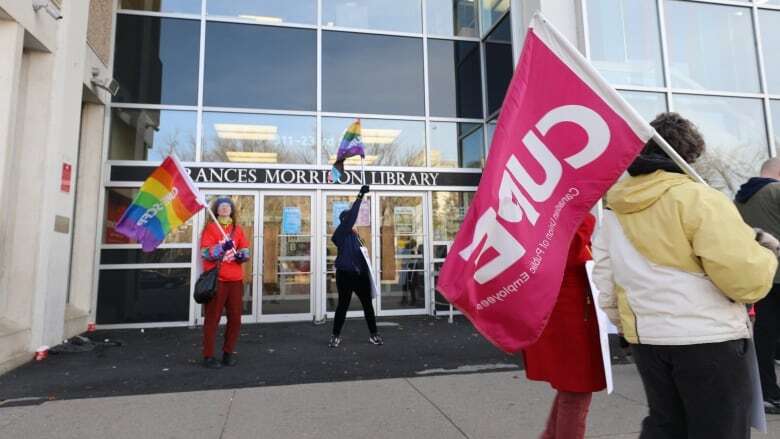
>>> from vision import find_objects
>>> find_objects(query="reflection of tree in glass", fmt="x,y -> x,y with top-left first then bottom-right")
159,129 -> 196,161
322,140 -> 425,167
204,136 -> 315,164
432,192 -> 472,241
693,145 -> 766,198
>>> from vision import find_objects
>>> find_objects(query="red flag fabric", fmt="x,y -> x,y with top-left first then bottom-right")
436,14 -> 654,353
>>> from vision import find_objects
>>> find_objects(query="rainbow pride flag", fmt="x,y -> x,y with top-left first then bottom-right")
115,155 -> 205,252
332,119 -> 365,183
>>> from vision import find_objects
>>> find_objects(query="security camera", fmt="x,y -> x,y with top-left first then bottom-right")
32,0 -> 63,20
90,68 -> 120,97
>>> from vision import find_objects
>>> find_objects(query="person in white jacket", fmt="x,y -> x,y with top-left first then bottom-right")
592,112 -> 779,439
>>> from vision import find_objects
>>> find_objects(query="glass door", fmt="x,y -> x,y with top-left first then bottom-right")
323,192 -> 374,318
259,193 -> 314,321
377,194 -> 427,314
195,192 -> 258,324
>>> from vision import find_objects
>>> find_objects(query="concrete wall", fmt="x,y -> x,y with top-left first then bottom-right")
87,0 -> 111,66
511,0 -> 585,60
0,0 -> 113,375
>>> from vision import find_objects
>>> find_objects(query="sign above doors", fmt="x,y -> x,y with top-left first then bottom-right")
109,165 -> 481,188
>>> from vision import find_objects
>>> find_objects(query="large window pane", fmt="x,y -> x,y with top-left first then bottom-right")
430,122 -> 484,168
428,40 -> 483,119
665,1 -> 760,93
204,23 -> 316,111
97,269 -> 190,324
113,16 -> 200,105
432,191 -> 474,241
587,0 -> 664,87
322,32 -> 424,116
322,118 -> 426,167
759,10 -> 780,94
262,195 -> 312,315
119,0 -> 201,14
109,108 -> 196,161
104,188 -> 193,244
485,15 -> 513,115
323,0 -> 422,33
674,94 -> 769,196
619,90 -> 667,122
427,0 -> 479,37
202,112 -> 316,164
481,0 -> 509,36
207,0 -> 316,25
486,118 -> 498,154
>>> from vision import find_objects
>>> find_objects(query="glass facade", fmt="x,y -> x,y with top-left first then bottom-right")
585,0 -> 780,197
101,1 -> 512,326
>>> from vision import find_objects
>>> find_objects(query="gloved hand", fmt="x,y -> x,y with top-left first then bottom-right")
234,252 -> 246,263
222,240 -> 235,251
755,228 -> 780,257
358,185 -> 370,198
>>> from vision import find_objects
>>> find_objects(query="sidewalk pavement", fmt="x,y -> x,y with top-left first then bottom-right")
2,316 -> 780,438
3,365 -> 780,438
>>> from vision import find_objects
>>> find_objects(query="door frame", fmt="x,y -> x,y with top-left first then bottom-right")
374,191 -> 430,317
257,190 -> 316,323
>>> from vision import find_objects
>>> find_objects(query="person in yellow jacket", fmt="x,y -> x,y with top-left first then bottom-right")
592,112 -> 779,439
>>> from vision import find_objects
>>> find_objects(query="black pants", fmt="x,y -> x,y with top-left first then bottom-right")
755,283 -> 780,401
332,270 -> 377,336
632,340 -> 752,439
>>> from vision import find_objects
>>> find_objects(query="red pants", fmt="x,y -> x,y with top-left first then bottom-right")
540,391 -> 593,439
202,281 -> 243,358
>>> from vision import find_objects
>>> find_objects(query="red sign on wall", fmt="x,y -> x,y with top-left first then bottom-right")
61,163 -> 72,193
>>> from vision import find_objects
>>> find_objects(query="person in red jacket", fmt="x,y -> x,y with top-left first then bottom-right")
522,213 -> 606,439
200,197 -> 250,369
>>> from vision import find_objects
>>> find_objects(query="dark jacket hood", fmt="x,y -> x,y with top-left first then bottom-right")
627,153 -> 685,177
735,177 -> 778,204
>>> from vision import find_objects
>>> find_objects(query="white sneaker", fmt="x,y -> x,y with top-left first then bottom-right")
328,335 -> 342,348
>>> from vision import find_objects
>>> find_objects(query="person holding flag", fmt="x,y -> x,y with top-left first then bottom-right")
329,184 -> 382,348
434,11 -> 773,438
592,112 -> 779,438
200,197 -> 250,369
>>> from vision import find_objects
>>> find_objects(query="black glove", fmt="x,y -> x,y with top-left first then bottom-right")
359,185 -> 370,197
222,240 -> 234,251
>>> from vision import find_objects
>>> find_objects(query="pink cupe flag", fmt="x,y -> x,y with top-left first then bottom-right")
436,13 -> 654,353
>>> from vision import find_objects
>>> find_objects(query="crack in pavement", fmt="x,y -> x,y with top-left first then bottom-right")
611,391 -> 647,407
404,378 -> 470,439
218,390 -> 237,439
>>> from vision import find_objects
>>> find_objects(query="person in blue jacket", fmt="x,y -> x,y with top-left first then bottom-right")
329,185 -> 383,347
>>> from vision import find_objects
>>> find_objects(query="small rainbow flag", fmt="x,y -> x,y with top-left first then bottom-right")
332,119 -> 365,183
115,155 -> 205,252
